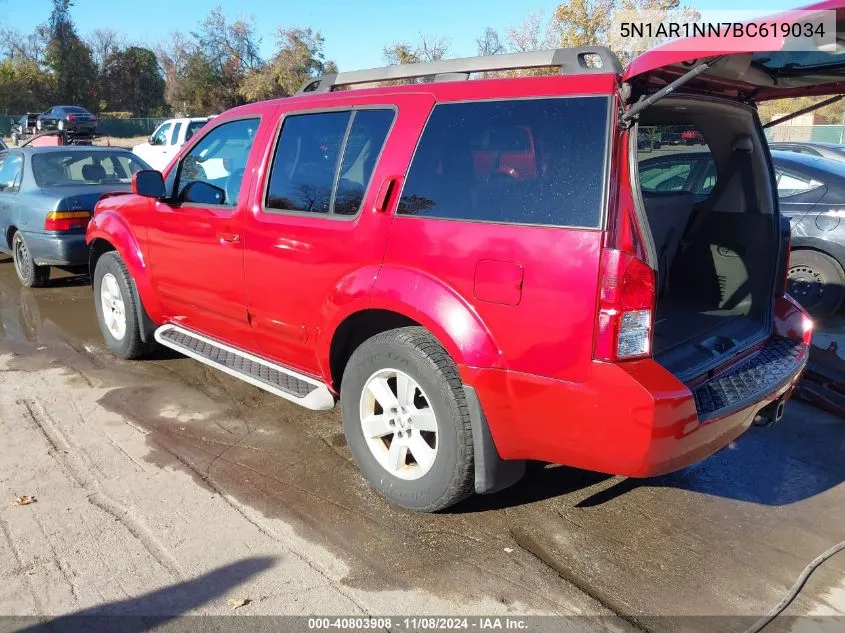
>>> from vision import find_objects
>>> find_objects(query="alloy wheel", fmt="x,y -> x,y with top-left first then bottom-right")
100,273 -> 127,340
358,368 -> 438,480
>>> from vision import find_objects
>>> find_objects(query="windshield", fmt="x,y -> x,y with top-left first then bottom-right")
32,151 -> 148,187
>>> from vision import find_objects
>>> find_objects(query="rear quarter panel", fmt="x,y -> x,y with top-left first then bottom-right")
381,222 -> 603,381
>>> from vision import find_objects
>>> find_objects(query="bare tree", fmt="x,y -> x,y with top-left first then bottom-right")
87,28 -> 125,69
507,11 -> 560,52
477,27 -> 505,56
0,25 -> 50,63
417,34 -> 450,62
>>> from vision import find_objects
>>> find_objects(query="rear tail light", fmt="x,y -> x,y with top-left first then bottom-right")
45,211 -> 90,231
594,248 -> 656,362
66,114 -> 75,121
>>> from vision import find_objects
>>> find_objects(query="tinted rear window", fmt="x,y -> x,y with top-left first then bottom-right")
398,97 -> 609,227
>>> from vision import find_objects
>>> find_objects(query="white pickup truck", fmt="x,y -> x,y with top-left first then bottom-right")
133,117 -> 209,172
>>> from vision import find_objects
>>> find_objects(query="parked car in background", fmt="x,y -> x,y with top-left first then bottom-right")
639,149 -> 845,319
36,106 -> 98,134
10,113 -> 40,146
681,129 -> 705,145
86,31 -> 816,512
132,118 -> 209,172
0,147 -> 150,287
769,141 -> 845,162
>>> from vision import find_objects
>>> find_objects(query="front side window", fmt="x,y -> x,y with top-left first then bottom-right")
32,151 -> 146,186
398,97 -> 609,227
265,109 -> 395,216
0,154 -> 23,192
176,118 -> 259,206
151,123 -> 171,146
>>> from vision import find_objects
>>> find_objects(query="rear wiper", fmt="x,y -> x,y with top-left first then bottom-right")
763,94 -> 844,129
621,56 -> 725,123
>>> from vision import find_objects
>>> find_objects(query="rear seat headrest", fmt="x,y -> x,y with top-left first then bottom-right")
733,135 -> 753,154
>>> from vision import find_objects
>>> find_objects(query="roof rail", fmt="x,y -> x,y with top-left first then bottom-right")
297,46 -> 622,94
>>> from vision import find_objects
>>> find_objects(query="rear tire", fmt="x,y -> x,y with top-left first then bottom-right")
788,249 -> 845,320
12,232 -> 49,288
340,327 -> 474,512
93,251 -> 154,359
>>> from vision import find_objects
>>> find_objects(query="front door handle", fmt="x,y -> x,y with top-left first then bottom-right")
218,232 -> 240,244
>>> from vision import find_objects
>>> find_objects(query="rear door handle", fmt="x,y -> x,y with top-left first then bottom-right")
218,232 -> 240,243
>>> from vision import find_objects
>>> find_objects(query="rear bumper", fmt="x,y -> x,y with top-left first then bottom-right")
462,335 -> 808,478
23,231 -> 88,266
68,123 -> 97,132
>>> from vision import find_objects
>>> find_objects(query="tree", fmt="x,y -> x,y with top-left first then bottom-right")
87,28 -> 125,70
383,35 -> 450,65
554,0 -> 615,49
0,25 -> 50,64
240,27 -> 334,102
155,32 -> 193,114
100,46 -> 166,115
44,0 -> 97,108
477,28 -> 505,56
507,11 -> 560,53
189,6 -> 262,110
0,59 -> 55,112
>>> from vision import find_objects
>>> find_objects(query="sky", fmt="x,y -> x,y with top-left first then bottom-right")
3,0 -> 796,71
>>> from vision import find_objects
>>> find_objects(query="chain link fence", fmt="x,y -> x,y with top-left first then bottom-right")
0,115 -> 165,138
765,124 -> 845,144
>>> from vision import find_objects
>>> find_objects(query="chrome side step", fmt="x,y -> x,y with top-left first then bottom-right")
154,324 -> 335,411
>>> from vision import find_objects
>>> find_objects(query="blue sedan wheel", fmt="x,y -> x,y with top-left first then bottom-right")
12,232 -> 49,288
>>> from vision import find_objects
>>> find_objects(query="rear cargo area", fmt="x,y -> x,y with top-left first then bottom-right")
635,97 -> 778,380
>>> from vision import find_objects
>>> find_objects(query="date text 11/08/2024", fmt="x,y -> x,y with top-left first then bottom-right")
307,617 -> 529,630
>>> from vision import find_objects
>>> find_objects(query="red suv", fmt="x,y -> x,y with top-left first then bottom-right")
87,12 -> 838,510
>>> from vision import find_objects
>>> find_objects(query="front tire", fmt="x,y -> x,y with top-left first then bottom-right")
788,249 -> 845,320
12,232 -> 49,288
93,251 -> 154,359
340,327 -> 474,512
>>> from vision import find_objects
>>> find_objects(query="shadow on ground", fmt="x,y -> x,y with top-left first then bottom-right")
8,557 -> 275,633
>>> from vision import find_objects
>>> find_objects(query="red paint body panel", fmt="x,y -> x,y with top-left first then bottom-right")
383,218 -> 603,381
461,352 -> 804,476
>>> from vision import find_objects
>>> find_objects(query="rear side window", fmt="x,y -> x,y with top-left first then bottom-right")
397,97 -> 609,227
265,109 -> 394,216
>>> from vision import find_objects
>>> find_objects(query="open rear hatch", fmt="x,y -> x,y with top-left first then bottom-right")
622,2 -> 837,384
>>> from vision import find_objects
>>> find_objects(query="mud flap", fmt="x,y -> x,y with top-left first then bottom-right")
462,385 -> 526,494
130,277 -> 157,344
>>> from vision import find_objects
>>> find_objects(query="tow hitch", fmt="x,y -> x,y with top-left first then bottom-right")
753,396 -> 787,427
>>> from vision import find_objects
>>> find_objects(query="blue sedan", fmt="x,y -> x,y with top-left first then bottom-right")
0,146 -> 150,287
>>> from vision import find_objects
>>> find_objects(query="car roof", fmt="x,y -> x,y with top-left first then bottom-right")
770,149 -> 845,175
770,141 -> 842,149
220,73 -> 617,119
